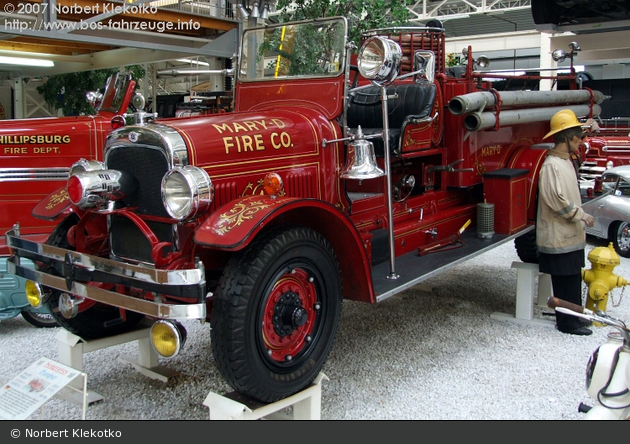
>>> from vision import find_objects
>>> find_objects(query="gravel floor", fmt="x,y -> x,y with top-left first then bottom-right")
2,235 -> 629,420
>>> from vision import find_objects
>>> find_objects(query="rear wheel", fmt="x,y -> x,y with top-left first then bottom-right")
42,214 -> 145,340
211,225 -> 342,403
515,229 -> 539,264
610,221 -> 630,258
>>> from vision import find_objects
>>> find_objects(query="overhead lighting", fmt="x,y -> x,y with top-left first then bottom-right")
0,56 -> 54,67
439,13 -> 471,21
237,3 -> 249,18
176,58 -> 210,67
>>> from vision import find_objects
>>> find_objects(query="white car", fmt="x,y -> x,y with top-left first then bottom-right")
582,165 -> 630,257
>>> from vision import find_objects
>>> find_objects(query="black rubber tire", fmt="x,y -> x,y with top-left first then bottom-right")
531,0 -> 561,25
515,229 -> 539,264
21,311 -> 58,328
42,213 -> 145,340
610,221 -> 630,258
211,225 -> 342,403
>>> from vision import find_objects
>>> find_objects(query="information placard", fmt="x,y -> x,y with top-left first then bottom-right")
0,357 -> 82,420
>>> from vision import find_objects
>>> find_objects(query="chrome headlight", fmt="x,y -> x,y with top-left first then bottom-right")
358,36 -> 402,86
606,160 -> 614,170
161,166 -> 213,220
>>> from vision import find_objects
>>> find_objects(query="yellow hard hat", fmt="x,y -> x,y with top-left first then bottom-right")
543,109 -> 582,139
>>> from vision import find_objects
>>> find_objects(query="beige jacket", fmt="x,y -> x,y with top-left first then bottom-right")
536,149 -> 586,254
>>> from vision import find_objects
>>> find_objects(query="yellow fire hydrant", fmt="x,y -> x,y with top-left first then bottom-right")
581,243 -> 629,314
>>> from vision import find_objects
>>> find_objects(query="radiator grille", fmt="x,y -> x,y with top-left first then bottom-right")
106,145 -> 173,263
106,146 -> 170,217
110,215 -> 174,263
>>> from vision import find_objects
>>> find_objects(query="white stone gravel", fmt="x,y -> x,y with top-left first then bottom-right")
2,235 -> 629,420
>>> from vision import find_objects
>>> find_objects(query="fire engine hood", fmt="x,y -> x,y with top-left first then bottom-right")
153,109 -> 339,170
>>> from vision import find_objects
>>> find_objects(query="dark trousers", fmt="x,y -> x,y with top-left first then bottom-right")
550,273 -> 584,331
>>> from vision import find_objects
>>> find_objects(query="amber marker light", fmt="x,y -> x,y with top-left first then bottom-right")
263,172 -> 283,196
150,320 -> 187,358
24,280 -> 43,307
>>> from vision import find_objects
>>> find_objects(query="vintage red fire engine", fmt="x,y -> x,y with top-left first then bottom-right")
579,119 -> 630,181
5,17 -> 607,402
0,73 -> 136,256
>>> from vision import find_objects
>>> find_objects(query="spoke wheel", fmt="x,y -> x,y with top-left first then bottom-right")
611,221 -> 630,258
211,225 -> 342,403
21,311 -> 58,328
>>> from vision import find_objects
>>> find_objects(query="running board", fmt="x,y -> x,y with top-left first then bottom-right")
371,225 -> 534,302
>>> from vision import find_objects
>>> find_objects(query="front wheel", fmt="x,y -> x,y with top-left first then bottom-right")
611,221 -> 630,258
211,225 -> 342,403
42,214 -> 145,340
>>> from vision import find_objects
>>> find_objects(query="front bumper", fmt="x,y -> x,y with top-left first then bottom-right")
5,226 -> 207,320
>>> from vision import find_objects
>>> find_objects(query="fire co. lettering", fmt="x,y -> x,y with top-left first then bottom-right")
480,144 -> 501,157
212,119 -> 293,154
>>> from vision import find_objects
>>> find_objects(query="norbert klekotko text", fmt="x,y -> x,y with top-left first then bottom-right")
25,428 -> 122,438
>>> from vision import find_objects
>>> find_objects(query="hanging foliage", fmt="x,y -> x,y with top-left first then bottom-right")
275,0 -> 414,45
36,65 -> 145,116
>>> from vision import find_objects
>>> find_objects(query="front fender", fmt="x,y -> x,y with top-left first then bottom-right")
195,196 -> 375,303
195,196 -> 303,250
31,185 -> 74,221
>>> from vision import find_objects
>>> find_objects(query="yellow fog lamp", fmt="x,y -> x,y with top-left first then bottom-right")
150,320 -> 187,358
25,280 -> 44,308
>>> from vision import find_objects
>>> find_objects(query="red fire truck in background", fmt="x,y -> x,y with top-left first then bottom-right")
0,73 -> 136,255
579,119 -> 630,181
0,74 -> 136,327
6,17 -> 607,402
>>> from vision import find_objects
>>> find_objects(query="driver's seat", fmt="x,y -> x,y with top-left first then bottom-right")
346,83 -> 436,157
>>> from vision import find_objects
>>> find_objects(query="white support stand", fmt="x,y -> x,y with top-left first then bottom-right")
56,327 -> 179,405
44,373 -> 89,420
490,261 -> 555,326
203,373 -> 328,420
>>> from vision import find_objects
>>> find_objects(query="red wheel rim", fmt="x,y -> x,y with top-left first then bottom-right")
262,268 -> 318,362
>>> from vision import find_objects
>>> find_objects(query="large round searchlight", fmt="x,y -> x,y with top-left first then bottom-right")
161,165 -> 214,221
357,36 -> 402,85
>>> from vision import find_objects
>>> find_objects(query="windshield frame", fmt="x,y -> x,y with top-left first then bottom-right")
237,17 -> 348,83
98,73 -> 132,114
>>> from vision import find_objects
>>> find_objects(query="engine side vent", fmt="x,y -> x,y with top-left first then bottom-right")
211,180 -> 239,211
285,171 -> 314,198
